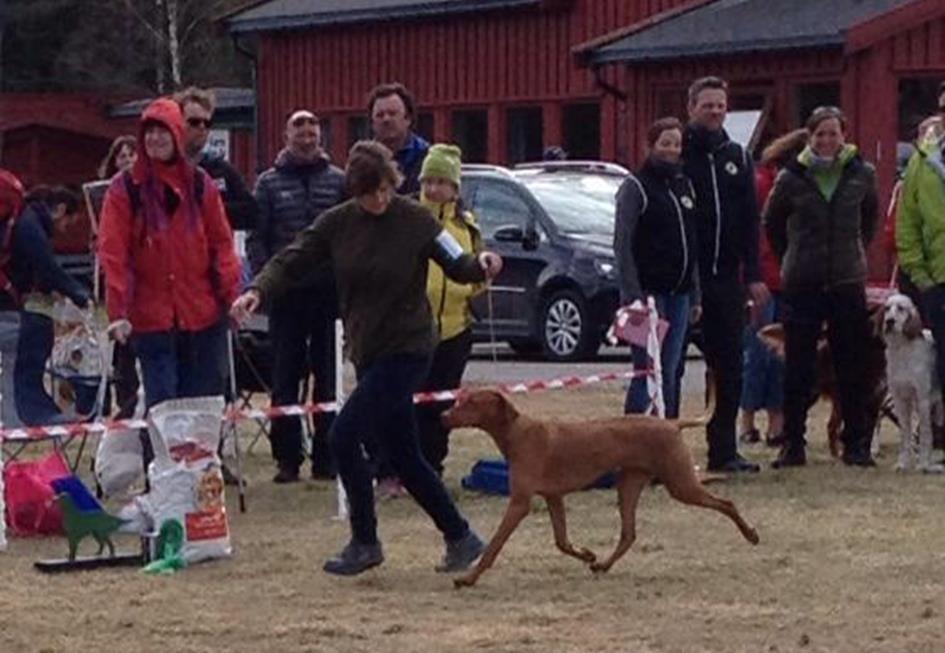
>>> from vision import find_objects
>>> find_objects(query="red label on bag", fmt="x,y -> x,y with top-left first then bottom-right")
185,508 -> 228,541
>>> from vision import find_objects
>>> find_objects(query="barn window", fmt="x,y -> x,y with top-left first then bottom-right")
452,109 -> 489,163
347,115 -> 370,148
415,112 -> 434,144
793,81 -> 841,126
506,106 -> 543,164
562,102 -> 601,160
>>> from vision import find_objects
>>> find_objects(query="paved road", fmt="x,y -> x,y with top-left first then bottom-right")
465,343 -> 707,397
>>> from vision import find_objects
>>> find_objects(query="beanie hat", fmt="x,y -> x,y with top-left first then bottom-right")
420,144 -> 463,188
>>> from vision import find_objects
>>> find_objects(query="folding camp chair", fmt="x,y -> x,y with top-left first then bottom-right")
233,327 -> 273,453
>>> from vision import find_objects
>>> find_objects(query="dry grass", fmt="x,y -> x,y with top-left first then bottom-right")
2,385 -> 943,653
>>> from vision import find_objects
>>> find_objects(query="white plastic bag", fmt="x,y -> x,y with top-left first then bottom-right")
145,396 -> 231,564
94,428 -> 145,499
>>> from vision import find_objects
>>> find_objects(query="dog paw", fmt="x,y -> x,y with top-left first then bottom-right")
589,562 -> 610,574
894,461 -> 911,472
453,575 -> 476,589
575,547 -> 597,564
747,529 -> 760,545
919,463 -> 945,474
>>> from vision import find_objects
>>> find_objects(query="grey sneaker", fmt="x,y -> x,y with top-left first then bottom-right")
436,530 -> 485,573
323,540 -> 384,576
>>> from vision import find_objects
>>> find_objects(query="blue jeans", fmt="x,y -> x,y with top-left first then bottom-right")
131,320 -> 228,409
331,353 -> 470,545
625,293 -> 691,418
0,311 -> 21,428
740,297 -> 783,412
15,312 -> 69,426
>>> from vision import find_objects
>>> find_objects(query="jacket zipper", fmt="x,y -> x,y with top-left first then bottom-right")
708,152 -> 722,275
435,205 -> 448,337
668,184 -> 689,292
800,165 -> 855,289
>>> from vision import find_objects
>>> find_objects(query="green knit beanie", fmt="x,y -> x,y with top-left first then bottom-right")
420,143 -> 463,188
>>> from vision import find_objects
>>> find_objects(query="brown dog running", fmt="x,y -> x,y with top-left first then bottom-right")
441,390 -> 760,588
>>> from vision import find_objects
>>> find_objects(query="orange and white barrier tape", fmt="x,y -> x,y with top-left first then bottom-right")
0,368 -> 653,443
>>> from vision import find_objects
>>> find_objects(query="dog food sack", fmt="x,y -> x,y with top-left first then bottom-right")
94,428 -> 145,499
144,396 -> 231,564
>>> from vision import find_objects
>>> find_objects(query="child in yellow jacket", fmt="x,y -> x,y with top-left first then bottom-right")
417,144 -> 483,475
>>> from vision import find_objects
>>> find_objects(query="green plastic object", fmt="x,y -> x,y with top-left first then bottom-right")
142,520 -> 187,575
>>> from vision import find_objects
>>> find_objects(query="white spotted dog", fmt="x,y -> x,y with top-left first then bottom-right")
881,293 -> 945,473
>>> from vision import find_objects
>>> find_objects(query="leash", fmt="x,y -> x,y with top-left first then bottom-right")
485,281 -> 499,368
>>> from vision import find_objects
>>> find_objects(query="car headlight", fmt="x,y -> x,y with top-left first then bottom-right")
594,259 -> 615,278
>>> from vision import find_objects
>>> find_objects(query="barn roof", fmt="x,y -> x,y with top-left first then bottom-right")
582,0 -> 917,65
226,0 -> 542,33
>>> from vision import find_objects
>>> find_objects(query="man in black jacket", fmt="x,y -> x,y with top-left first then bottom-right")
683,76 -> 769,474
176,87 -> 258,231
248,109 -> 346,483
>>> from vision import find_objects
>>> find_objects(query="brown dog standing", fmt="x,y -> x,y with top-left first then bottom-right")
442,390 -> 759,588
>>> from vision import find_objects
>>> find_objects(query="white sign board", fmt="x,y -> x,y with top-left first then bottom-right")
725,110 -> 764,150
204,129 -> 231,162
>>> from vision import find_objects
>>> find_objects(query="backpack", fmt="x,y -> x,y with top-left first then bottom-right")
0,169 -> 26,306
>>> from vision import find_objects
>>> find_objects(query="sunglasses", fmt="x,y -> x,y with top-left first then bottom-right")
186,117 -> 213,129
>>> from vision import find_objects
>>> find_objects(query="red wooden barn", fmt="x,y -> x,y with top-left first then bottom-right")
225,0 -> 694,168
228,0 -> 945,277
0,93 -> 131,188
576,0 -> 945,276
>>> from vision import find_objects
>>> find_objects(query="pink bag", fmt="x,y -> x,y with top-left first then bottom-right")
3,450 -> 70,536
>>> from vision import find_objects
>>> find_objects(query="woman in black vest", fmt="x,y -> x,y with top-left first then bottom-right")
614,117 -> 701,418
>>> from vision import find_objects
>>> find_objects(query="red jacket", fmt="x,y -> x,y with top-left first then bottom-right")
755,163 -> 781,291
99,98 -> 241,333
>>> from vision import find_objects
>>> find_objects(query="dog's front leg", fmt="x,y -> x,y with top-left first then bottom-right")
892,392 -> 914,471
545,495 -> 596,564
454,495 -> 531,588
916,396 -> 945,473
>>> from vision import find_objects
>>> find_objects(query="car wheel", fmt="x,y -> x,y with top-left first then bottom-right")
540,289 -> 597,362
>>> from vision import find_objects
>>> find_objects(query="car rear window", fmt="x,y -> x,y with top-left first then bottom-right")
518,173 -> 622,236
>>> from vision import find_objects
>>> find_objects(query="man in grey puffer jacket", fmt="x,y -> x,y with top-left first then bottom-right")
248,109 -> 346,483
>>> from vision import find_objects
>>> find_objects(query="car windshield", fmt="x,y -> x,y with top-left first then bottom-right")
517,173 -> 622,236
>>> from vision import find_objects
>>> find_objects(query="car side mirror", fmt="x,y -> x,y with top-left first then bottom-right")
493,225 -> 526,242
522,228 -> 540,251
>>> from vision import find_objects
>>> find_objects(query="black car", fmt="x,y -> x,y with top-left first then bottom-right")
460,161 -> 628,361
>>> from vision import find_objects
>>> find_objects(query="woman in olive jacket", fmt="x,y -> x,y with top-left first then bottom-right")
764,106 -> 879,468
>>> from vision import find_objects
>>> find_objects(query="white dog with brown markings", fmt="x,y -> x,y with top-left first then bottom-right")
882,293 -> 945,473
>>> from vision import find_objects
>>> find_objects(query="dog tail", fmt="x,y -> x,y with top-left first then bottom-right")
675,372 -> 716,431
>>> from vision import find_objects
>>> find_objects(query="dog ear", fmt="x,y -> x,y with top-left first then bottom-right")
491,390 -> 518,422
903,307 -> 924,339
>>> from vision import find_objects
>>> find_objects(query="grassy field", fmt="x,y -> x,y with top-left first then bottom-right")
1,385 -> 943,653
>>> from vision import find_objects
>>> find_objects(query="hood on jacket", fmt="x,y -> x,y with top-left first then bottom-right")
797,143 -> 859,170
130,97 -> 200,230
132,98 -> 187,180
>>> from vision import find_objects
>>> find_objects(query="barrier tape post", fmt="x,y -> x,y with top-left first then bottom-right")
645,297 -> 665,418
333,319 -> 349,522
226,329 -> 247,513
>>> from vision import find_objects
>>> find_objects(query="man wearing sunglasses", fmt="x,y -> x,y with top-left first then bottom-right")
175,87 -> 258,231
247,109 -> 346,484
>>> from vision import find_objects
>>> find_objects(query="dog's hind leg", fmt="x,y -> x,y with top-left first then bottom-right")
454,495 -> 531,588
545,495 -> 596,564
663,473 -> 759,545
916,395 -> 944,473
589,472 -> 649,574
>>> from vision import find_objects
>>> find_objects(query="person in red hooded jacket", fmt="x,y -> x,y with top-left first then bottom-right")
98,98 -> 241,412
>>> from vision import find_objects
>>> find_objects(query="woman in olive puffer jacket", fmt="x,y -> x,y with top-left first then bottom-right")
764,106 -> 879,469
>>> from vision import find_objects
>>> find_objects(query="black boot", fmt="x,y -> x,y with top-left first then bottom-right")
772,443 -> 806,469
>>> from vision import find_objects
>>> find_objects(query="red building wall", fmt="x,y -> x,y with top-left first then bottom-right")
254,0 -> 691,166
